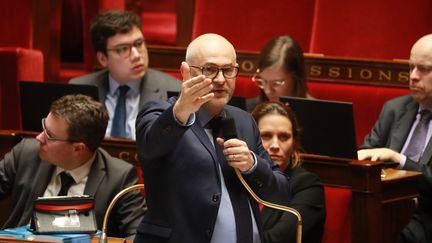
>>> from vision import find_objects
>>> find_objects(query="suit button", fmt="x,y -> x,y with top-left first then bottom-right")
212,194 -> 220,202
205,229 -> 212,238
255,180 -> 264,188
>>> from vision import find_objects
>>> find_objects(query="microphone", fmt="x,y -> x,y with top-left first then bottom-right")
220,115 -> 303,243
220,116 -> 237,140
99,184 -> 145,243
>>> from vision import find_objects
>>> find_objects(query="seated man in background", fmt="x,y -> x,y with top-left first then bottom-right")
252,101 -> 326,243
0,94 -> 146,239
70,10 -> 181,140
358,34 -> 432,243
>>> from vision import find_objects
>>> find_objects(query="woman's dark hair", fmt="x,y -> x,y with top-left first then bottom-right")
251,101 -> 302,168
257,35 -> 308,99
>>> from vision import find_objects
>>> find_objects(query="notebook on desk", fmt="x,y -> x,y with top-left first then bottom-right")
279,96 -> 358,159
19,81 -> 99,132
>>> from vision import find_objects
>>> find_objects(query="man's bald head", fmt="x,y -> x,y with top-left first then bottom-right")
411,34 -> 432,56
185,33 -> 236,65
409,33 -> 432,107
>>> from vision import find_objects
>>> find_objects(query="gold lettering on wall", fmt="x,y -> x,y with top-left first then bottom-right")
240,60 -> 255,72
119,151 -> 130,162
329,67 -> 341,78
306,64 -> 409,86
360,69 -> 373,79
398,72 -> 410,83
347,68 -> 353,78
118,151 -> 140,163
378,70 -> 391,81
310,65 -> 322,76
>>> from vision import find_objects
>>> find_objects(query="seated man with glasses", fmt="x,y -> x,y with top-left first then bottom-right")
247,35 -> 314,111
0,94 -> 146,240
70,10 -> 181,140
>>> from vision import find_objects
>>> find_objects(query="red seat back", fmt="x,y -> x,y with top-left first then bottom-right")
192,0 -> 315,52
309,0 -> 432,59
0,48 -> 44,129
322,186 -> 352,243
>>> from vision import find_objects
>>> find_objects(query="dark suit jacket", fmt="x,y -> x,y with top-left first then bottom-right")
0,139 -> 146,239
362,95 -> 432,243
69,68 -> 181,108
261,166 -> 325,243
134,98 -> 291,243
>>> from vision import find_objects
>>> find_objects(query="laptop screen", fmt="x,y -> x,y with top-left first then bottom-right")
279,96 -> 357,159
19,81 -> 99,132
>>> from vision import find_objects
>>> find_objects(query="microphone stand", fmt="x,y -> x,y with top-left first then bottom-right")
234,168 -> 303,243
99,184 -> 145,243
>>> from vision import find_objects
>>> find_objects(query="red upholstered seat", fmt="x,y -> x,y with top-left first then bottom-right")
0,48 -> 44,129
309,0 -> 432,59
192,0 -> 315,52
141,0 -> 177,46
322,186 -> 352,243
308,82 -> 410,146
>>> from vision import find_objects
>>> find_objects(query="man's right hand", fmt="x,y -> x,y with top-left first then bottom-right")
173,62 -> 214,124
357,148 -> 402,163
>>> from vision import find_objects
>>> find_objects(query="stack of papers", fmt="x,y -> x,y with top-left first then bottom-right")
0,225 -> 95,243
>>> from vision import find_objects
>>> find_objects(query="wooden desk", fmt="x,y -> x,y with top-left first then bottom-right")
302,154 -> 421,243
0,131 -> 421,243
0,235 -> 130,243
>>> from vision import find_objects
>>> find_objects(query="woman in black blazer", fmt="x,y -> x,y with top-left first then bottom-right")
252,101 -> 326,243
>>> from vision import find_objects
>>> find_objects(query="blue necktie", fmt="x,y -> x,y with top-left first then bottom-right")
111,85 -> 130,138
405,109 -> 432,162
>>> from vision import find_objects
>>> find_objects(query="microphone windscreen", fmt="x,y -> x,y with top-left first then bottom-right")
221,117 -> 238,140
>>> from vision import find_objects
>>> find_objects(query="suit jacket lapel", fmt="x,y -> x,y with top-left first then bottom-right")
19,161 -> 54,225
84,151 -> 106,196
94,70 -> 109,104
190,122 -> 218,162
389,101 -> 418,151
139,71 -> 164,107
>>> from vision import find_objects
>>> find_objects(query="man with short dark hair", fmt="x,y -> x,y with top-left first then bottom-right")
0,94 -> 145,239
70,10 -> 180,140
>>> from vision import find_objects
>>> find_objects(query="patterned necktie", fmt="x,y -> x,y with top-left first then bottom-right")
209,116 -> 253,243
111,85 -> 130,138
58,172 -> 75,196
405,109 -> 432,162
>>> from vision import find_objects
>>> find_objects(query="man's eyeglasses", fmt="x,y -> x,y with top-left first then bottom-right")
107,38 -> 145,58
41,118 -> 75,143
252,73 -> 286,90
189,65 -> 239,80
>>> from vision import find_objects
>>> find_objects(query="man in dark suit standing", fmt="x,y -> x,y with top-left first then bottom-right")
358,34 -> 432,243
0,94 -> 145,239
134,33 -> 291,243
70,10 -> 180,140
